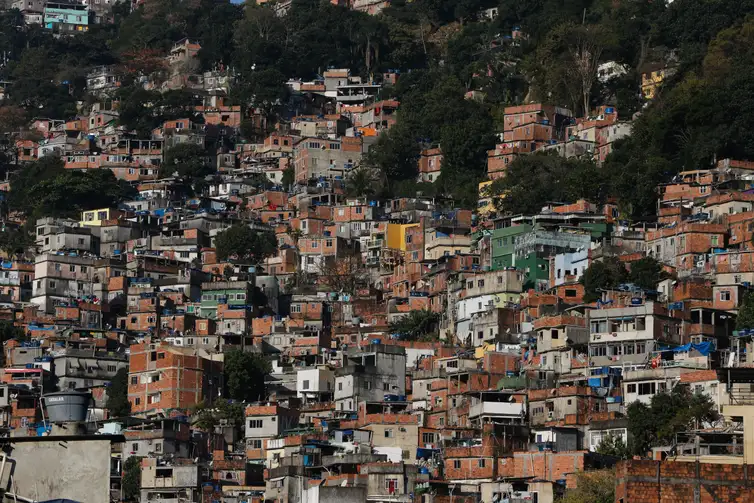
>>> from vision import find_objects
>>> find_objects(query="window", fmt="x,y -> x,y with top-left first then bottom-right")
721,290 -> 731,301
154,442 -> 162,453
384,429 -> 394,438
565,289 -> 577,297
478,459 -> 486,468
134,397 -> 140,406
591,345 -> 607,357
250,439 -> 263,449
130,376 -> 137,385
302,380 -> 310,390
636,342 -> 646,354
453,460 -> 461,469
385,477 -> 399,493
248,419 -> 263,428
131,443 -> 138,452
422,432 -> 435,444
711,235 -> 719,247
638,382 -> 656,395
107,365 -> 116,373
478,280 -> 485,288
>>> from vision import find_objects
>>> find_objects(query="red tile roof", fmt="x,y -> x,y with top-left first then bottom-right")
679,370 -> 718,383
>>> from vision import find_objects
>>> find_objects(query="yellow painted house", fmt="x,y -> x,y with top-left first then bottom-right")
477,180 -> 496,217
80,208 -> 119,227
386,223 -> 419,251
641,67 -> 674,100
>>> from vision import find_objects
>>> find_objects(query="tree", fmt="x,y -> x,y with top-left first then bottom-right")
0,321 -> 26,342
224,350 -> 271,402
122,456 -> 143,502
559,469 -> 615,503
738,292 -> 754,330
281,166 -> 295,188
627,386 -> 719,457
317,254 -> 369,295
628,257 -> 666,291
24,168 -> 136,220
214,224 -> 277,263
569,24 -> 608,116
193,399 -> 245,431
9,48 -> 77,118
596,434 -> 630,460
0,226 -> 31,258
581,257 -> 629,303
346,166 -> 382,198
161,143 -> 212,180
491,153 -> 607,216
389,309 -> 440,341
106,368 -> 131,418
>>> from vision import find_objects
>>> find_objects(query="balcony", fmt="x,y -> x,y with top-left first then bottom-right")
368,239 -> 384,249
469,402 -> 525,419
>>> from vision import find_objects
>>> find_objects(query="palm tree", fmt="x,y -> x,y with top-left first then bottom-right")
346,166 -> 381,198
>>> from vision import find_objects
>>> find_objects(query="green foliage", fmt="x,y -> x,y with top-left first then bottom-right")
224,350 -> 271,402
9,156 -> 136,220
122,456 -> 143,502
627,257 -> 666,291
604,13 -> 754,218
0,321 -> 26,343
736,291 -> 754,330
581,257 -> 628,303
161,143 -> 212,180
117,87 -> 201,137
193,399 -> 245,430
389,309 -> 440,341
345,167 -> 383,198
0,226 -> 32,258
596,434 -> 630,460
214,224 -> 277,263
558,469 -> 615,503
281,166 -> 295,188
627,386 -> 719,457
105,368 -> 132,418
9,47 -> 77,118
490,153 -> 607,215
365,72 -> 496,201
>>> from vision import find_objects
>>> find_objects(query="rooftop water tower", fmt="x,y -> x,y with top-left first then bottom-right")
42,390 -> 92,435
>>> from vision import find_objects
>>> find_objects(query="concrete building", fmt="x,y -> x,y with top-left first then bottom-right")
296,367 -> 334,404
334,344 -> 406,413
127,342 -> 223,416
140,458 -> 199,503
0,433 -> 123,503
31,253 -> 99,313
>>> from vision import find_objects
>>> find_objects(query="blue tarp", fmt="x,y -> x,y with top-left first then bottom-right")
671,341 -> 714,356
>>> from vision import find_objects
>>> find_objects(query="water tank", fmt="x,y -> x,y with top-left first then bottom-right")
43,391 -> 92,423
